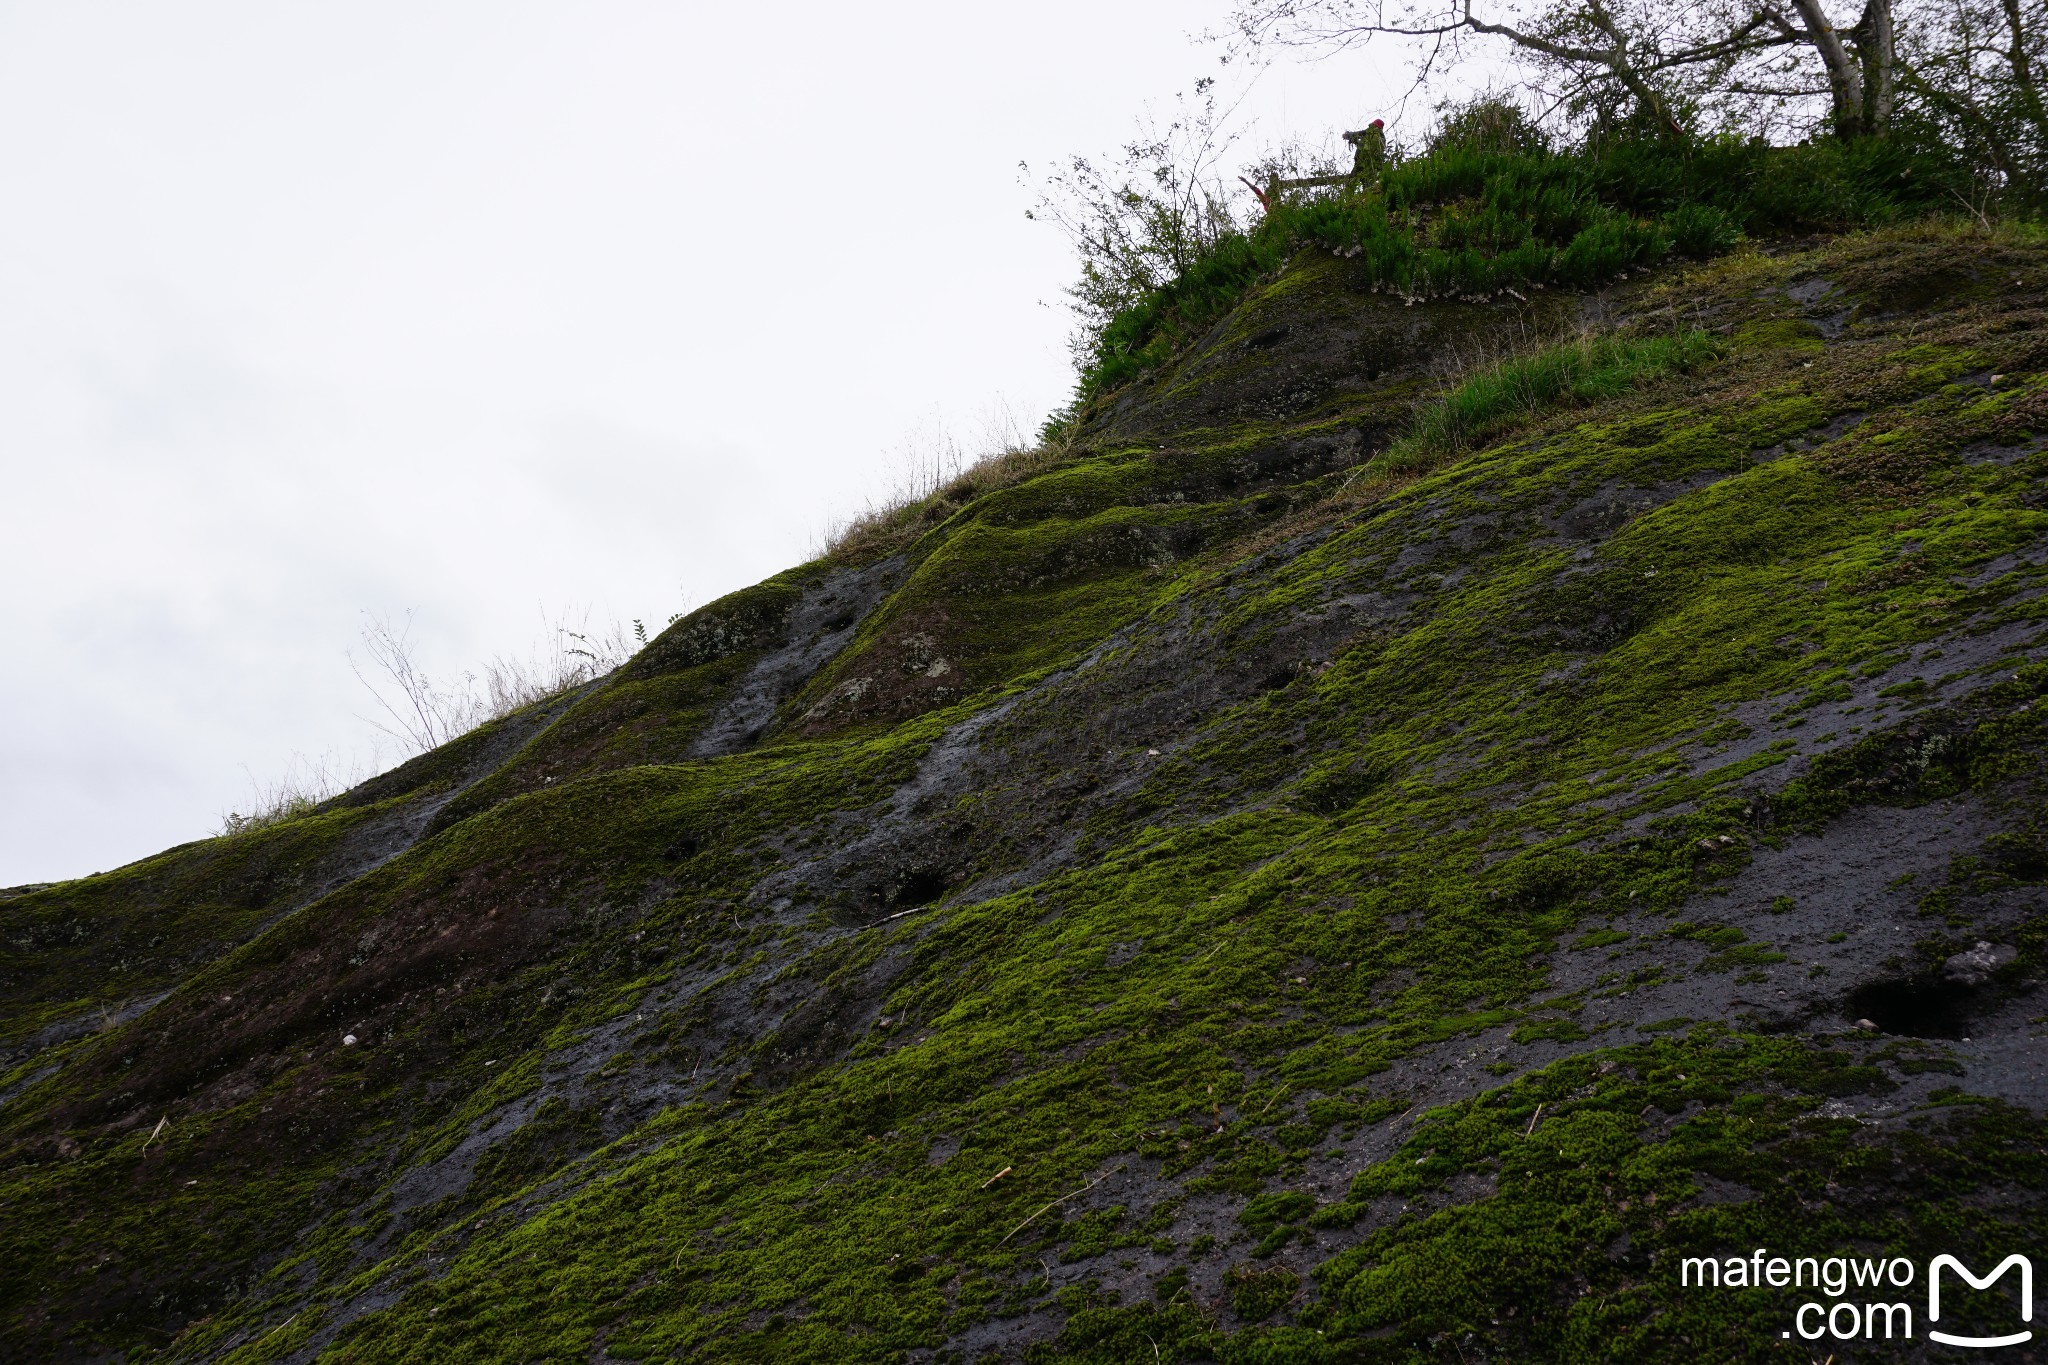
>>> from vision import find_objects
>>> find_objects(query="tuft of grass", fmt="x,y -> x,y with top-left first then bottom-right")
820,420 -> 1081,566
1667,202 -> 1744,259
215,794 -> 323,837
216,752 -> 368,835
351,607 -> 637,758
1373,329 -> 1726,477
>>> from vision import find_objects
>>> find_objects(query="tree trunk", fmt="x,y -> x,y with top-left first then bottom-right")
1852,0 -> 1896,133
2001,0 -> 2048,148
1790,0 -> 1870,136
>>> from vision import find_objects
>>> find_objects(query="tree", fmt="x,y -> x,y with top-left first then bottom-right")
1899,0 -> 2048,198
1023,80 -> 1248,360
1229,0 -> 1901,140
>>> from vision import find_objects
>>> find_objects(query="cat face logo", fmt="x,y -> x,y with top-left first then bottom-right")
1929,1254 -> 2033,1348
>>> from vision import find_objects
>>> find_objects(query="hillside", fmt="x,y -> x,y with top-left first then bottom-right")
4,222 -> 2048,1363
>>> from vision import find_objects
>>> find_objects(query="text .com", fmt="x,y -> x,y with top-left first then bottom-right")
1680,1250 -> 2033,1346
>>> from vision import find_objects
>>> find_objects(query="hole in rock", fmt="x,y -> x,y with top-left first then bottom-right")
822,611 -> 856,633
1989,832 -> 2048,882
1845,975 -> 1977,1039
892,869 -> 950,909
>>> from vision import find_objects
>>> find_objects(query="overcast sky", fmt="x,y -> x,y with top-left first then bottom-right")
0,2 -> 1429,886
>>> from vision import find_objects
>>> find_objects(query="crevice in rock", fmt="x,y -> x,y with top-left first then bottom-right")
1846,974 -> 1980,1039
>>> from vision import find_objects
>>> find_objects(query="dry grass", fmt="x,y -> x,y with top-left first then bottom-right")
817,404 -> 1080,565
216,750 -> 378,835
220,609 -> 639,837
477,615 -> 635,720
350,608 -> 634,757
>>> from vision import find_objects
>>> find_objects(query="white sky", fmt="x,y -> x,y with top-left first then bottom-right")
0,2 -> 1436,885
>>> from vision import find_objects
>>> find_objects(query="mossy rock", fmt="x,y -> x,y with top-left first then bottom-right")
5,225 -> 2048,1362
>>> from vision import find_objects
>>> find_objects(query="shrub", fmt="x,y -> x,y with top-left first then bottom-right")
1065,134 -> 1973,407
1427,95 -> 1551,157
1668,202 -> 1743,258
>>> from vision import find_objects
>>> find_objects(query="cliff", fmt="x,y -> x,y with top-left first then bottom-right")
4,221 -> 2047,1362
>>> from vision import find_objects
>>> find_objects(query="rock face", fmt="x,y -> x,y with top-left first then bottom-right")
5,227 -> 2048,1362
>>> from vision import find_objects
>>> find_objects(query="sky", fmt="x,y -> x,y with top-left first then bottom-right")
0,2 -> 1444,886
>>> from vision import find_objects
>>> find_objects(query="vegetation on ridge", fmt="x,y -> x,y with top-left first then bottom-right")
1060,132 -> 1969,411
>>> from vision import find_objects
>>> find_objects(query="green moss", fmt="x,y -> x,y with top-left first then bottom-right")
0,798 -> 402,1047
1298,1030 -> 2041,1360
1733,317 -> 1825,351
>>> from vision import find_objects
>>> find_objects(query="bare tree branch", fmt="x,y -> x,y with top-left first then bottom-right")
1228,0 -> 1922,140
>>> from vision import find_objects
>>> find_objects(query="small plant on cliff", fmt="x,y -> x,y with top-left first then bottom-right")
819,400 -> 1075,563
1023,79 -> 1248,374
215,751 -> 367,834
1376,327 -> 1726,475
349,607 -> 635,755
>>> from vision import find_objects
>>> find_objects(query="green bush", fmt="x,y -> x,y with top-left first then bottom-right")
1071,135 -> 1972,405
1427,97 -> 1550,157
1667,202 -> 1743,258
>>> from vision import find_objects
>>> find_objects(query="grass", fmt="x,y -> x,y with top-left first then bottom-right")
1373,329 -> 1727,477
352,608 -> 635,757
821,422 -> 1080,566
216,752 -> 369,835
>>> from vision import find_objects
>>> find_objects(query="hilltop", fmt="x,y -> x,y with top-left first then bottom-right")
4,208 -> 2048,1362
